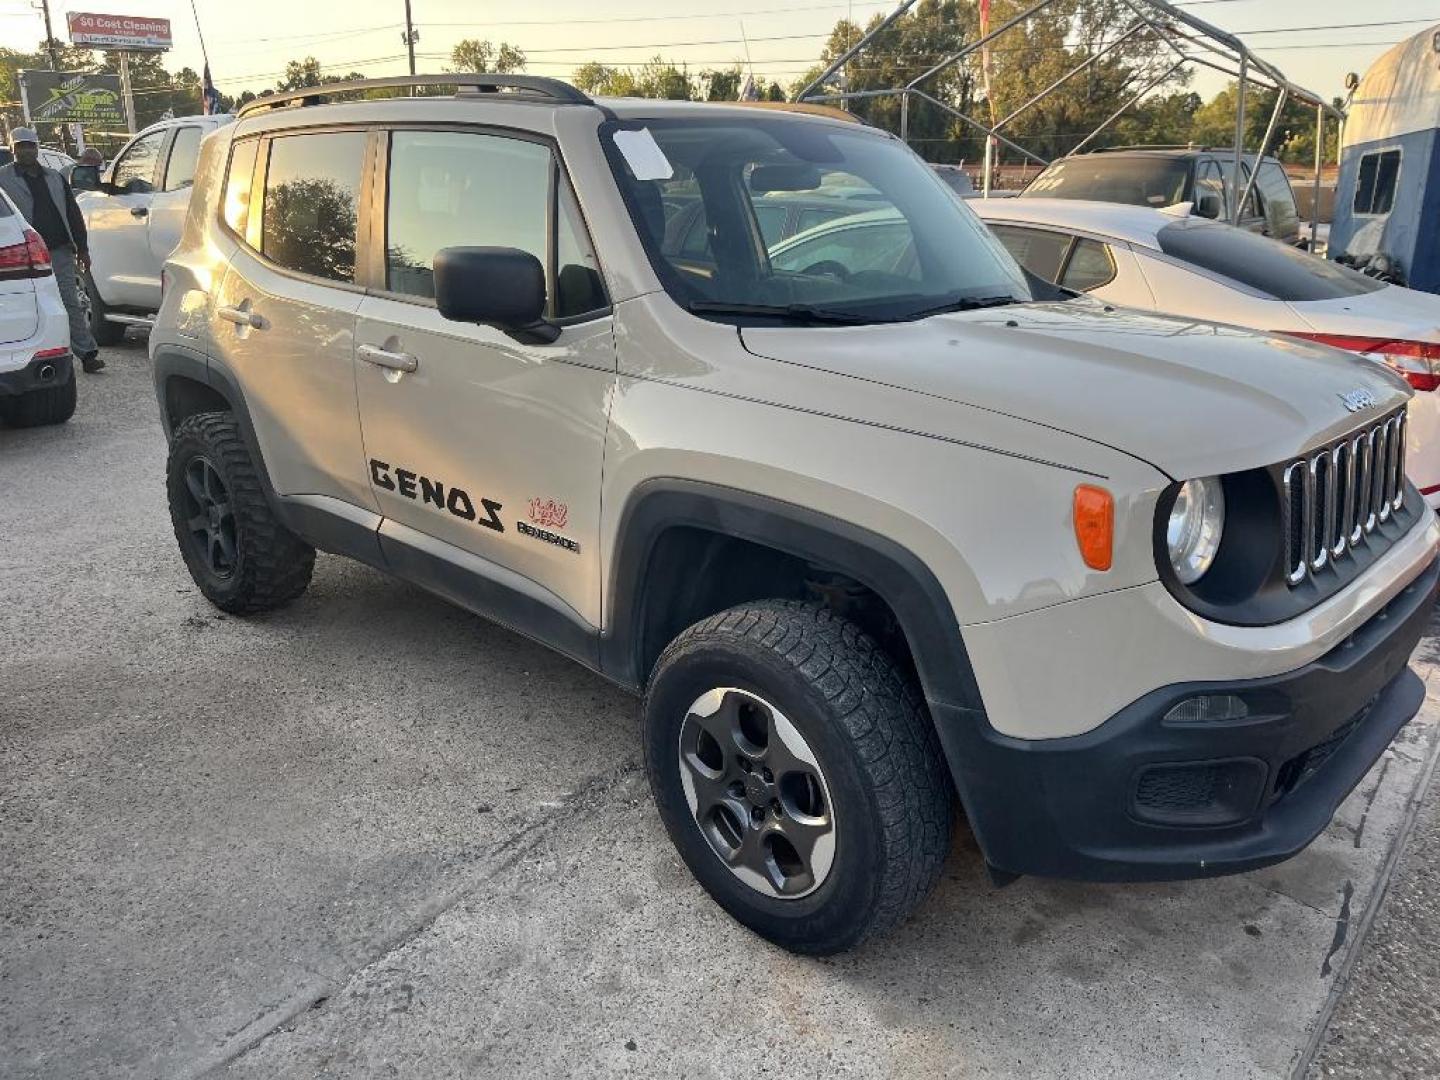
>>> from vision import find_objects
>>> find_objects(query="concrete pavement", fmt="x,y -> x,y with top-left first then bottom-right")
2,338 -> 1437,1079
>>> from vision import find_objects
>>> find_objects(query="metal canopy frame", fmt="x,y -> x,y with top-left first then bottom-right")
795,0 -> 1343,243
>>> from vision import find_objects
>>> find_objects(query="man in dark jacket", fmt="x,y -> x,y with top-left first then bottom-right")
0,128 -> 102,372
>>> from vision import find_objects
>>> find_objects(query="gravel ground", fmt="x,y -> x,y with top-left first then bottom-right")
2,338 -> 1438,1080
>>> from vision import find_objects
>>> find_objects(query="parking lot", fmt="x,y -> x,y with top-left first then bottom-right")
3,337 -> 1439,1079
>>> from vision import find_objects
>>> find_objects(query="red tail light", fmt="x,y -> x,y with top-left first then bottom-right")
1286,332 -> 1440,391
0,227 -> 51,278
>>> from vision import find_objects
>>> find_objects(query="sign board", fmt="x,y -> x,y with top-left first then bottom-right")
66,11 -> 173,51
19,70 -> 126,127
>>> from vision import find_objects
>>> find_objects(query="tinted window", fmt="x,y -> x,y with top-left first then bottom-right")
1061,238 -> 1116,291
261,131 -> 366,283
163,127 -> 204,191
555,181 -> 607,318
1022,155 -> 1190,207
112,130 -> 166,193
386,130 -> 549,300
0,148 -> 11,167
752,203 -> 788,246
1354,149 -> 1401,215
1156,219 -> 1385,300
770,216 -> 916,280
222,139 -> 259,236
794,206 -> 850,234
1256,162 -> 1298,236
1194,160 -> 1227,220
990,225 -> 1071,283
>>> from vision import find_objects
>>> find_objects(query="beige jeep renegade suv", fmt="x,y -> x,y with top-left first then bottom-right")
150,75 -> 1439,954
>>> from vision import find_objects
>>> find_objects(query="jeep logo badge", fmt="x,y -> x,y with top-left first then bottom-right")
1339,388 -> 1379,413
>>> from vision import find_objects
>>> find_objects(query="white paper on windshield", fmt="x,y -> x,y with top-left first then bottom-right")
613,128 -> 674,181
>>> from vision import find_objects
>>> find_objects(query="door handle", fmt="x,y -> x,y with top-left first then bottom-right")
358,343 -> 419,373
130,206 -> 149,218
217,305 -> 265,329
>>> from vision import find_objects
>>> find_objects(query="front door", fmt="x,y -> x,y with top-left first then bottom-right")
354,127 -> 614,628
82,127 -> 167,308
210,128 -> 377,511
144,124 -> 206,292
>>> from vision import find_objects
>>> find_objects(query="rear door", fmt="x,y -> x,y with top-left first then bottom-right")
353,126 -> 614,628
145,124 -> 206,285
211,128 -> 377,511
0,197 -> 38,345
83,127 -> 168,307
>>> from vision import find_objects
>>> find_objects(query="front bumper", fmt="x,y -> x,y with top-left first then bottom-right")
0,352 -> 73,396
937,553 -> 1438,882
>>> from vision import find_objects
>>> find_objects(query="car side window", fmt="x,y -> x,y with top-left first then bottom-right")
259,131 -> 367,283
1060,238 -> 1116,292
1256,162 -> 1298,236
163,127 -> 204,192
222,139 -> 260,236
385,129 -> 606,319
111,130 -> 166,194
989,225 -> 1071,283
1194,160 -> 1228,221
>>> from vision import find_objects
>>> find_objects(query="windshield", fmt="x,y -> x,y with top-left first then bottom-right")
1156,219 -> 1386,300
1022,155 -> 1190,208
601,117 -> 1034,323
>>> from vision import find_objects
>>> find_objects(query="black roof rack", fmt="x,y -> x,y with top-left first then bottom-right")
235,74 -> 592,119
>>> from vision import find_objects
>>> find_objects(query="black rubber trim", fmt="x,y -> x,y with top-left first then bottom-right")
602,478 -> 984,708
0,352 -> 72,396
932,552 -> 1438,882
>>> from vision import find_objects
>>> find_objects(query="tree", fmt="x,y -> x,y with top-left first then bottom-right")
573,56 -> 695,99
274,57 -> 365,92
449,39 -> 526,74
703,66 -> 742,102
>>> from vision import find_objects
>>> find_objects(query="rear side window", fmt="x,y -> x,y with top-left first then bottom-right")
112,129 -> 166,194
1354,149 -> 1401,215
260,131 -> 367,283
1255,162 -> 1298,236
1061,239 -> 1116,291
990,225 -> 1070,282
163,127 -> 204,191
222,139 -> 259,236
1157,219 -> 1385,300
384,129 -> 607,318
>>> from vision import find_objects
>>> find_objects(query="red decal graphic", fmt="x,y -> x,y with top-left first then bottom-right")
527,498 -> 569,529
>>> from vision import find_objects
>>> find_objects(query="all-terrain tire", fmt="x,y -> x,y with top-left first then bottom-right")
84,271 -> 126,347
0,372 -> 77,427
166,411 -> 315,613
644,599 -> 954,955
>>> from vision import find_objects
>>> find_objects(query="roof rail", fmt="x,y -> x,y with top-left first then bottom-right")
236,74 -> 592,119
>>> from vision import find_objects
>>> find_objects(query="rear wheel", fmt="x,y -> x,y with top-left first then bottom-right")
84,271 -> 126,347
166,411 -> 315,613
644,600 -> 953,954
0,372 -> 76,427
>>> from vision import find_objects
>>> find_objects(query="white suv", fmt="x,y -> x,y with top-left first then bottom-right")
150,76 -> 1439,954
0,186 -> 75,426
77,114 -> 232,344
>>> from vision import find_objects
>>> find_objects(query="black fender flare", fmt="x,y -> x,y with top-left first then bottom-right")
600,478 -> 987,714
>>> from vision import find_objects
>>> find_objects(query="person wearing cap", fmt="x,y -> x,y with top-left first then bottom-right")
0,127 -> 102,372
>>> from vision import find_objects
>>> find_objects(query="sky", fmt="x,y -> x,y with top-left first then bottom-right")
1,0 -> 1435,105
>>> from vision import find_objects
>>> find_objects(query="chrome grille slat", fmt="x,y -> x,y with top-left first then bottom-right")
1281,407 -> 1409,588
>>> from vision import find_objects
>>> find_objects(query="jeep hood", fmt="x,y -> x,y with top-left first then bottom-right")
740,301 -> 1410,479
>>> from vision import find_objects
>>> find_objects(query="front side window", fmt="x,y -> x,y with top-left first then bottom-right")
112,130 -> 166,194
222,139 -> 259,236
604,117 -> 1031,322
1354,149 -> 1401,215
1022,155 -> 1190,208
260,131 -> 367,283
1256,162 -> 1299,236
1194,160 -> 1228,221
1157,219 -> 1385,300
385,129 -> 606,318
1060,238 -> 1116,292
990,224 -> 1071,283
164,127 -> 204,191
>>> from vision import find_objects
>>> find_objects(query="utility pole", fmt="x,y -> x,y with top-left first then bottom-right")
402,0 -> 418,76
36,0 -> 69,152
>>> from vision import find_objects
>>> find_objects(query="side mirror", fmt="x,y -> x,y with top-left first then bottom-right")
69,164 -> 102,191
1194,193 -> 1222,220
433,246 -> 559,344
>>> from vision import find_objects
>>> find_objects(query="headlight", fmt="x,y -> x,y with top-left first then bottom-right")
1167,477 -> 1225,584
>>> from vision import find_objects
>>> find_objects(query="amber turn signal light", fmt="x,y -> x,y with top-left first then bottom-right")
1073,485 -> 1114,571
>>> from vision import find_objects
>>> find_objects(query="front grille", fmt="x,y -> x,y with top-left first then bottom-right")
1282,409 -> 1406,586
1132,759 -> 1266,826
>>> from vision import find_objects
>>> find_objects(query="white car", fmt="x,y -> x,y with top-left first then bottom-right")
973,197 -> 1440,508
76,114 -> 232,345
0,186 -> 75,426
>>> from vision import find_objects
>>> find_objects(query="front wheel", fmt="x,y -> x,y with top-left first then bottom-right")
166,411 -> 315,613
84,271 -> 126,347
644,600 -> 954,954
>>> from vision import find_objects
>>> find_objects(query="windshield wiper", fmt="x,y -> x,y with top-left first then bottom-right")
685,301 -> 876,325
904,295 -> 1021,319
